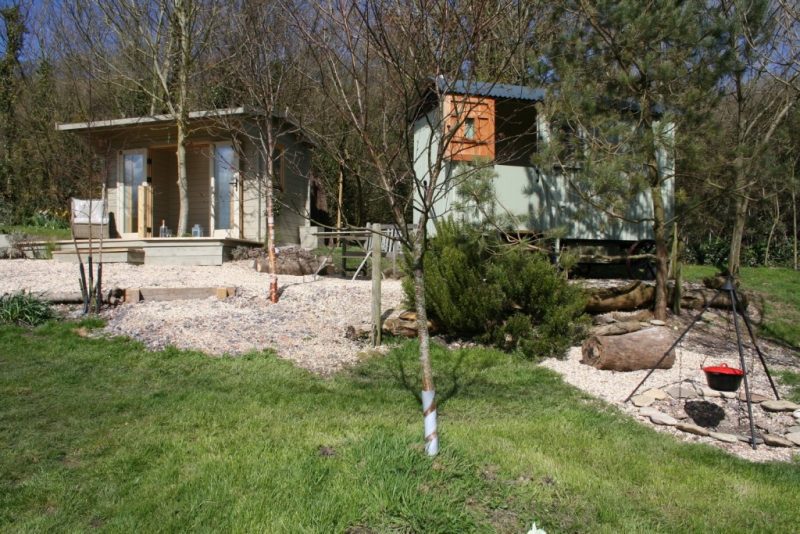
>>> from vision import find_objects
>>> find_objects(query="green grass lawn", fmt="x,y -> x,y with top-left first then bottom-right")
683,265 -> 800,350
0,225 -> 71,241
2,320 -> 799,532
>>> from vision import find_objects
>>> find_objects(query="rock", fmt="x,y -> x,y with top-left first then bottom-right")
737,434 -> 764,445
666,382 -> 701,400
612,309 -> 653,323
738,391 -> 769,403
701,387 -> 721,398
591,321 -> 643,337
720,391 -> 737,399
592,314 -> 617,325
673,410 -> 690,420
642,388 -> 668,401
709,432 -> 739,443
787,426 -> 800,434
639,407 -> 662,418
649,412 -> 678,426
631,394 -> 656,408
762,434 -> 795,448
700,312 -> 717,323
649,319 -> 666,326
793,409 -> 800,419
761,400 -> 800,413
785,433 -> 800,446
676,423 -> 710,437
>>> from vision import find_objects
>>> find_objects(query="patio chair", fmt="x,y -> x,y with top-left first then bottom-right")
70,198 -> 110,240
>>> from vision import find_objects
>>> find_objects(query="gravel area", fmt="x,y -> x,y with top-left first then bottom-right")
541,319 -> 800,463
0,259 -> 405,374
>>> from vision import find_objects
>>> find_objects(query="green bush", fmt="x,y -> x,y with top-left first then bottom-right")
0,292 -> 55,327
405,220 -> 588,359
25,209 -> 69,230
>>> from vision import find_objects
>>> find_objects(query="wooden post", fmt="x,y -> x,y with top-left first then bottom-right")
138,184 -> 153,237
671,223 -> 681,315
371,222 -> 382,346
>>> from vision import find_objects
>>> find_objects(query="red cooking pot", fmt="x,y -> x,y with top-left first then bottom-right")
702,363 -> 744,392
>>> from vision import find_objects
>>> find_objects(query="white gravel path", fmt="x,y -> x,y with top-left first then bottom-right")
0,259 -> 404,374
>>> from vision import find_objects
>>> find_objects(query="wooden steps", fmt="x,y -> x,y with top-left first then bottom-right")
47,237 -> 261,266
52,247 -> 145,264
124,287 -> 236,302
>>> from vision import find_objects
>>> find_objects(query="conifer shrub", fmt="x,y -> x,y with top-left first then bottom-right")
405,220 -> 588,359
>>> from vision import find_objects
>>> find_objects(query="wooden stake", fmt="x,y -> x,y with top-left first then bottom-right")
371,223 -> 382,346
671,223 -> 681,315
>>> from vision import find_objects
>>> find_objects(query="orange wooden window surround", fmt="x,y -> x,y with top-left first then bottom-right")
443,95 -> 495,162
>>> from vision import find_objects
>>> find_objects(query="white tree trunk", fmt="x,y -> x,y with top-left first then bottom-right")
176,121 -> 189,236
412,237 -> 438,457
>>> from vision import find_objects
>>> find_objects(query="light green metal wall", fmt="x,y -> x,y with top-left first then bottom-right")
413,104 -> 675,243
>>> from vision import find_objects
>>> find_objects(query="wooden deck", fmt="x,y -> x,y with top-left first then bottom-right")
50,237 -> 262,266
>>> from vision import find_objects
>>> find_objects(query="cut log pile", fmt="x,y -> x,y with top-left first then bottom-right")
345,310 -> 435,340
585,280 -> 754,314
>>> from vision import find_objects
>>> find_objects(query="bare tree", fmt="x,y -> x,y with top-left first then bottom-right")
291,0 -> 533,455
208,0 -> 309,302
66,0 -> 218,236
723,0 -> 799,275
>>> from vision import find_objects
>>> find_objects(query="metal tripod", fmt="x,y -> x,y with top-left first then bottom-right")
624,277 -> 780,450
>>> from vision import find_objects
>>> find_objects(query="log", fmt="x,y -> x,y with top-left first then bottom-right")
590,320 -> 643,337
383,316 -> 426,337
388,311 -> 437,336
39,292 -> 85,304
585,281 -> 655,313
584,281 -> 752,314
345,324 -> 371,340
679,287 -> 748,311
581,327 -> 676,372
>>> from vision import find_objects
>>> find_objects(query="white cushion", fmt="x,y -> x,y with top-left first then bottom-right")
71,198 -> 109,225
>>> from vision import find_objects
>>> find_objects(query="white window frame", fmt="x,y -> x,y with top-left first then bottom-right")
117,148 -> 148,238
209,142 -> 240,238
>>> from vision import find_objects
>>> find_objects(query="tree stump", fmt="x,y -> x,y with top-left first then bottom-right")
581,327 -> 676,371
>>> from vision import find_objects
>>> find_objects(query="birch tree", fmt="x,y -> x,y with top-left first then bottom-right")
210,0 -> 308,302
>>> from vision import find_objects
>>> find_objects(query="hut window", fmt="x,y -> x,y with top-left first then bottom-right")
444,95 -> 495,162
272,145 -> 285,191
464,118 -> 476,140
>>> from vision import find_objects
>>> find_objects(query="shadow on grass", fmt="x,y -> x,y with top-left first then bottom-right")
346,340 -> 515,410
